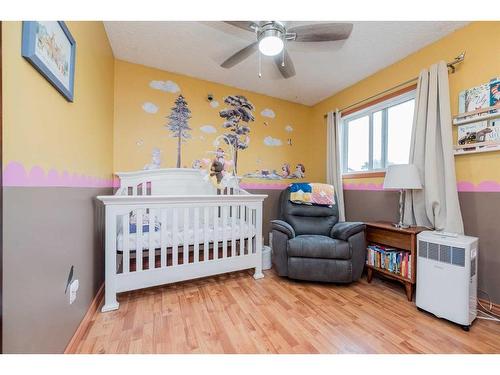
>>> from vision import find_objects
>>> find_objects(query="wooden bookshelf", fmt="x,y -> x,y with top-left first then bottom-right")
365,221 -> 427,301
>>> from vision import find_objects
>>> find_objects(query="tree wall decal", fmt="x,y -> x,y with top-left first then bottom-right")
166,94 -> 192,168
219,95 -> 255,174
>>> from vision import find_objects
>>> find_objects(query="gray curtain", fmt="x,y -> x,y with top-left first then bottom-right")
326,110 -> 345,221
403,61 -> 464,234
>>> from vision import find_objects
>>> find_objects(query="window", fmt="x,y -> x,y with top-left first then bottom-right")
341,90 -> 415,174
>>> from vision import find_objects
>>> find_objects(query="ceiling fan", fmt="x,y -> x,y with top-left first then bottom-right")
220,21 -> 353,79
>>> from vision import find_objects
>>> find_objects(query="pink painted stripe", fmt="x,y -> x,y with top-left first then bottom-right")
457,180 -> 500,192
3,161 -> 115,188
344,181 -> 500,192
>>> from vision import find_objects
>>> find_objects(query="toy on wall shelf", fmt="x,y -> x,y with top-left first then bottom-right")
490,78 -> 500,108
459,83 -> 490,114
458,128 -> 492,145
457,120 -> 500,145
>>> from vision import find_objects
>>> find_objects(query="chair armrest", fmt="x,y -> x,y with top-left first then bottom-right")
330,222 -> 365,241
271,220 -> 296,239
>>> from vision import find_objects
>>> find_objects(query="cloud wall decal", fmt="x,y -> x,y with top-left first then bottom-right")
210,100 -> 220,108
142,102 -> 159,114
200,125 -> 217,134
263,136 -> 283,147
149,80 -> 180,93
261,108 -> 276,118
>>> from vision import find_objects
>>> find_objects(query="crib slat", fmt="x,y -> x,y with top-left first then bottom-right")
194,207 -> 200,263
160,209 -> 167,268
248,208 -> 253,255
132,185 -> 137,196
203,206 -> 209,262
239,205 -> 245,256
222,205 -> 227,259
231,205 -> 236,257
183,208 -> 189,265
172,208 -> 178,266
213,206 -> 218,260
123,213 -> 130,273
136,209 -> 143,271
148,208 -> 155,270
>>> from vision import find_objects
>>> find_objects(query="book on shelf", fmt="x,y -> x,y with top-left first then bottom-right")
366,244 -> 411,278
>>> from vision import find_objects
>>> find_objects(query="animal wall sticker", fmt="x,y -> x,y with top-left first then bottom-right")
144,148 -> 162,170
219,95 -> 255,174
166,94 -> 192,168
244,162 -> 306,180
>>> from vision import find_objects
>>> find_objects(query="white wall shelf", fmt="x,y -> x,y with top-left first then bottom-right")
453,104 -> 500,126
453,141 -> 500,156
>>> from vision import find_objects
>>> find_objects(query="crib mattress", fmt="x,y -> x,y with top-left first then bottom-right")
117,218 -> 256,251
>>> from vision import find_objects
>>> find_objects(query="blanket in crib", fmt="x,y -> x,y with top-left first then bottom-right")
289,183 -> 336,206
129,212 -> 160,233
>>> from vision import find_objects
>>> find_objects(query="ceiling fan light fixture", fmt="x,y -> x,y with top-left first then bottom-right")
258,30 -> 284,56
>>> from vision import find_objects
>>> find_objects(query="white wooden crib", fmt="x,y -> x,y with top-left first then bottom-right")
97,168 -> 267,312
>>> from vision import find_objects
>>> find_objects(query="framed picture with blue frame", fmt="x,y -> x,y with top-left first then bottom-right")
21,21 -> 76,102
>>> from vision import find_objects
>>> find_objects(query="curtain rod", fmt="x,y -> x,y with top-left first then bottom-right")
323,52 -> 466,118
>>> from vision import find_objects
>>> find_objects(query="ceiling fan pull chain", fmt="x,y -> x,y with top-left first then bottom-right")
256,26 -> 262,78
258,50 -> 262,78
282,38 -> 285,67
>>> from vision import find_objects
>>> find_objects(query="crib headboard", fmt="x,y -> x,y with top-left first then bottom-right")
115,168 -> 217,196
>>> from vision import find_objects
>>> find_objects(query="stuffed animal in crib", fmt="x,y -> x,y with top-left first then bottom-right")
290,163 -> 305,179
143,148 -> 161,170
210,159 -> 225,184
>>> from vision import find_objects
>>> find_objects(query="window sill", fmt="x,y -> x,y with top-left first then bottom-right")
342,171 -> 386,179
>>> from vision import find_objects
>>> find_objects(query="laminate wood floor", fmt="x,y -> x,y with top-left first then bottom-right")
75,269 -> 500,354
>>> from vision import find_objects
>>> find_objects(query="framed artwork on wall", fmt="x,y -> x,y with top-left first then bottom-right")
21,21 -> 76,102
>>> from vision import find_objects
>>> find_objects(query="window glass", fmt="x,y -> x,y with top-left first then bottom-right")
341,92 -> 416,173
387,100 -> 414,166
347,116 -> 369,172
372,110 -> 383,169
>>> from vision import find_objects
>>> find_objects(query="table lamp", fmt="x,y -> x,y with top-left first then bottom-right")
383,164 -> 422,229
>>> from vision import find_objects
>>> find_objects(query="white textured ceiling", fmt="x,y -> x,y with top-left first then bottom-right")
104,21 -> 468,106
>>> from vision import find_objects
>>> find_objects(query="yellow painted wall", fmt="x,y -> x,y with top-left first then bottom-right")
2,21 -> 115,180
3,21 -> 498,187
311,21 -> 500,186
113,59 -> 318,183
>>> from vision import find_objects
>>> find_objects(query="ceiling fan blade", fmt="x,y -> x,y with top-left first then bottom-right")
221,42 -> 258,69
224,21 -> 258,33
274,50 -> 295,79
287,23 -> 353,42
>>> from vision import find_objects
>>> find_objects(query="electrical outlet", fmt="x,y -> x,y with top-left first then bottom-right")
69,279 -> 79,304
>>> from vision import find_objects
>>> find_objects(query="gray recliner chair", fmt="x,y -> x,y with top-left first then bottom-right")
271,188 -> 366,283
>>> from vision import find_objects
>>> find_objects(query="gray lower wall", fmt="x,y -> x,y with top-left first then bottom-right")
247,189 -> 282,245
2,186 -> 110,353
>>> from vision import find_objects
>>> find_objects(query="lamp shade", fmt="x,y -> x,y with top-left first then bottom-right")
383,164 -> 422,190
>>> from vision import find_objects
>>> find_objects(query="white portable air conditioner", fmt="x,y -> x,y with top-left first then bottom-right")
416,231 -> 478,331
